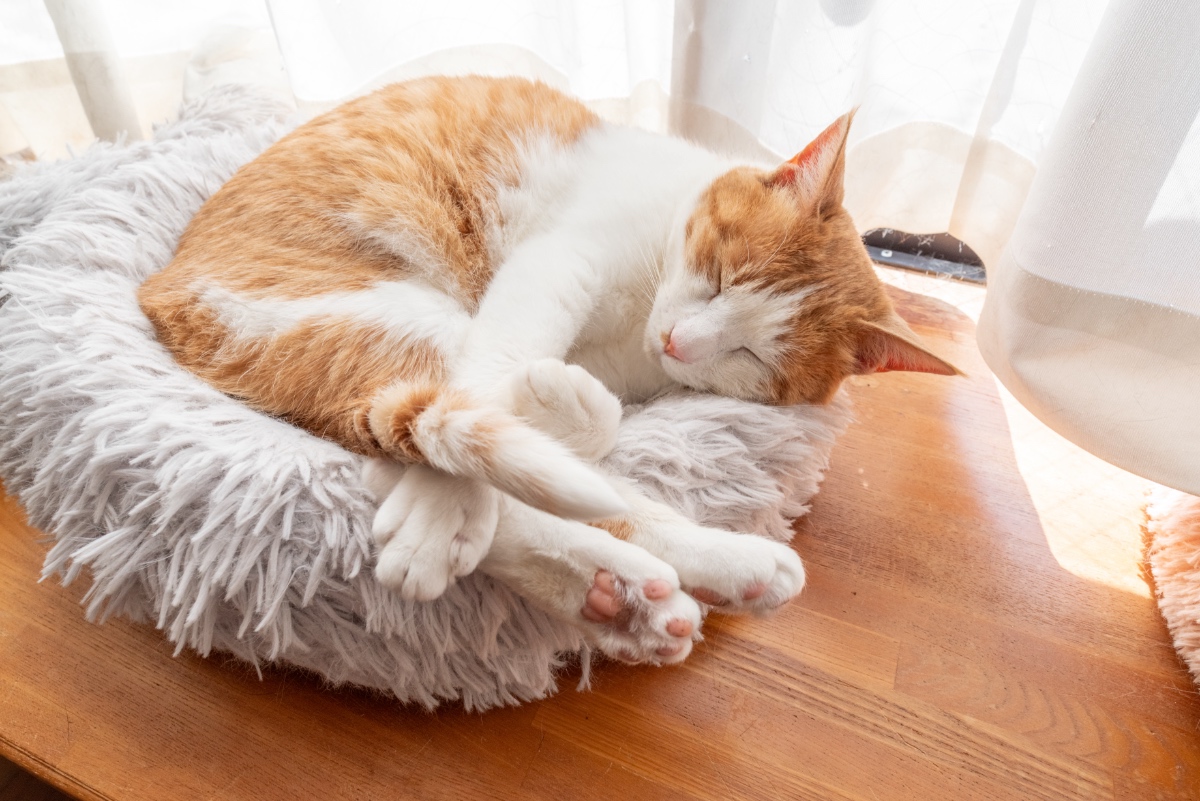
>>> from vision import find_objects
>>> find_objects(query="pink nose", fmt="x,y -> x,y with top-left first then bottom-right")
662,328 -> 686,362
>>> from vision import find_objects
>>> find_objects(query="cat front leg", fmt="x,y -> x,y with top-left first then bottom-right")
454,234 -> 600,398
410,233 -> 629,519
480,497 -> 702,665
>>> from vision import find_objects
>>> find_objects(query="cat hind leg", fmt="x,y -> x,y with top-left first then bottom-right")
481,498 -> 702,665
605,486 -> 807,614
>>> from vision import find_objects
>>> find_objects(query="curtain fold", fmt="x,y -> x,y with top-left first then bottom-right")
42,0 -> 143,142
2,0 -> 1194,491
977,0 -> 1200,494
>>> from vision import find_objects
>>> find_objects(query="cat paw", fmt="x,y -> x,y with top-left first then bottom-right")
509,358 -> 622,462
669,529 -> 806,614
372,465 -> 499,600
580,569 -> 702,665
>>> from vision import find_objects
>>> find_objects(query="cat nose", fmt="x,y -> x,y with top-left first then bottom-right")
662,328 -> 686,362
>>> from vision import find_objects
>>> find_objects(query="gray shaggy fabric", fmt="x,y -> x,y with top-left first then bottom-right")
0,86 -> 850,710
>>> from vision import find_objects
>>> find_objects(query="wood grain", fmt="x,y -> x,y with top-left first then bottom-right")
1,268 -> 1197,800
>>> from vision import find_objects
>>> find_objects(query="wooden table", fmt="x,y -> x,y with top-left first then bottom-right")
2,269 -> 1197,801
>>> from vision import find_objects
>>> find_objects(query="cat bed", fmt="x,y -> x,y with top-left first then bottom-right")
0,86 -> 850,710
1145,488 -> 1200,691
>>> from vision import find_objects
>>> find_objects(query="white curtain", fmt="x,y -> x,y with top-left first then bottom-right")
2,0 -> 1196,494
977,0 -> 1200,495
0,0 -> 283,159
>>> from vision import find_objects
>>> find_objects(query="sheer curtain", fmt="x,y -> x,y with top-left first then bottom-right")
2,0 -> 1196,493
976,0 -> 1200,495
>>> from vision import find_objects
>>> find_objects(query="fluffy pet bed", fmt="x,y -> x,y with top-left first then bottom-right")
1145,488 -> 1200,688
0,86 -> 850,710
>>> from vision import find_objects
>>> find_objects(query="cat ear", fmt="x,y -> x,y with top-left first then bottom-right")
853,315 -> 963,376
767,109 -> 856,213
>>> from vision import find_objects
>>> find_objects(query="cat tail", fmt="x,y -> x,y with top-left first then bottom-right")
367,382 -> 629,520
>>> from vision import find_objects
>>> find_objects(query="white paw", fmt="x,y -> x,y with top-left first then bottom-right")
372,465 -> 499,601
665,528 -> 806,614
509,358 -> 622,462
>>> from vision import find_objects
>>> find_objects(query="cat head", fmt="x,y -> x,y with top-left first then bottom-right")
646,111 -> 960,405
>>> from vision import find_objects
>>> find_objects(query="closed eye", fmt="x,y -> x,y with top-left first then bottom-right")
736,346 -> 765,365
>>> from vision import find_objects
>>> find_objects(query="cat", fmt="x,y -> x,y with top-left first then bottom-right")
139,76 -> 958,665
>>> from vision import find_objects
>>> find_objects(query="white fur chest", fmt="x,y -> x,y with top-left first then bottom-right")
507,125 -> 731,400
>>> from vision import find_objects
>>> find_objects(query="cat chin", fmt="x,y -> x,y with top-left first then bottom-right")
656,355 -> 755,400
664,366 -> 723,398
655,354 -> 692,384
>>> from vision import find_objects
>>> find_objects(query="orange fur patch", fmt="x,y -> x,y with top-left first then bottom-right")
369,383 -> 474,462
139,282 -> 446,457
140,76 -> 599,458
590,518 -> 637,542
682,110 -> 954,404
157,76 -> 598,309
684,165 -> 891,404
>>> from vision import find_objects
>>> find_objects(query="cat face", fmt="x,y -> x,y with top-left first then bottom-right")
646,112 -> 959,405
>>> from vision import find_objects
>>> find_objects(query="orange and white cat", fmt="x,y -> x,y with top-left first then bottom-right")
139,76 -> 957,665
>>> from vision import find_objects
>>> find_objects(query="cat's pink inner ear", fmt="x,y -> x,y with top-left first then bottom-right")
768,110 -> 855,201
853,318 -> 962,376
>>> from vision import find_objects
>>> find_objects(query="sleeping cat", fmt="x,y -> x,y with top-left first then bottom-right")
139,76 -> 958,665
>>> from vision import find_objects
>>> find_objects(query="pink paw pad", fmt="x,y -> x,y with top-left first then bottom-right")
581,571 -> 619,621
643,579 -> 672,600
742,583 -> 767,601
